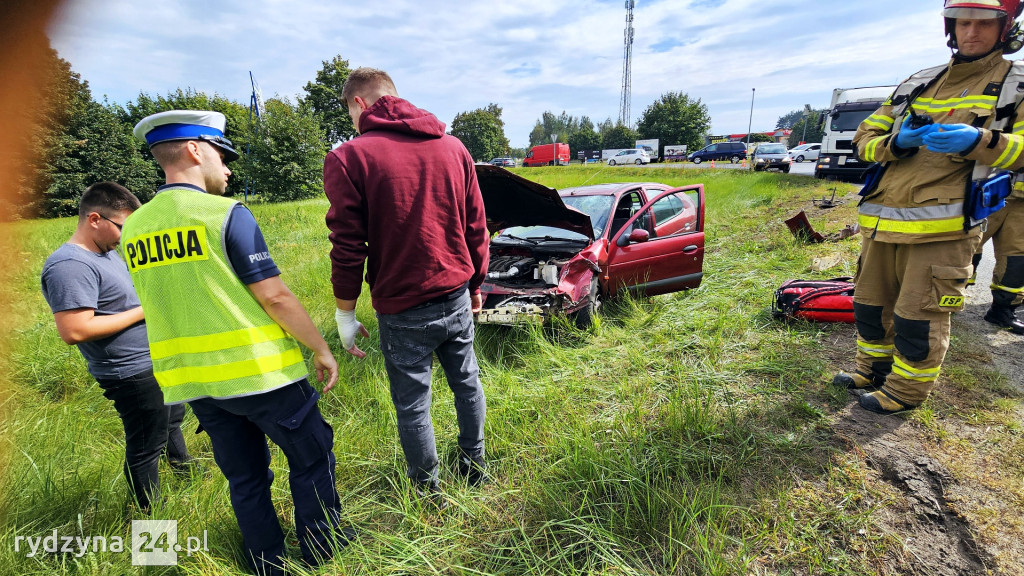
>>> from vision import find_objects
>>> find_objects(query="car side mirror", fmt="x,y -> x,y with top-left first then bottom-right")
617,229 -> 649,247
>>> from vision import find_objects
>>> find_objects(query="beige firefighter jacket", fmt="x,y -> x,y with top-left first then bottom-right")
854,50 -> 1024,244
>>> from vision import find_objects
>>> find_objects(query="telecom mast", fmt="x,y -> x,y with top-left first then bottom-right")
619,0 -> 635,127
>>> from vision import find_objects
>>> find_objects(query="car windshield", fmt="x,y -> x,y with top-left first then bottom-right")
758,144 -> 786,154
494,194 -> 613,242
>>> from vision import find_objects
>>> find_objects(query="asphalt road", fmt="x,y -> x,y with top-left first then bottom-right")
602,159 -> 818,175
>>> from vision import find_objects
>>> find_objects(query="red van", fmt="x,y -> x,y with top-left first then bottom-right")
522,143 -> 570,167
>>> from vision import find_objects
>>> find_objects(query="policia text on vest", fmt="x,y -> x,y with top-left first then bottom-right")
123,227 -> 208,272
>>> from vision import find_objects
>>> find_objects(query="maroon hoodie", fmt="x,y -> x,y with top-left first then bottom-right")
324,96 -> 489,315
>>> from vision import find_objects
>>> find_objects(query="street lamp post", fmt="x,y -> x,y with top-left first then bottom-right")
551,133 -> 558,166
801,104 -> 810,144
746,88 -> 755,147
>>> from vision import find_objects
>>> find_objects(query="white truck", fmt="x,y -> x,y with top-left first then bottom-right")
814,85 -> 896,182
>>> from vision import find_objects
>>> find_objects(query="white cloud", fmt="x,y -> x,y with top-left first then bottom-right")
49,0 -> 962,147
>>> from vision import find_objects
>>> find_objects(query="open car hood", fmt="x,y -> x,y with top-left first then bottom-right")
475,164 -> 594,239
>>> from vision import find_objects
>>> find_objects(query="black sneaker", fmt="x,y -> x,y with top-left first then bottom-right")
168,456 -> 206,477
457,453 -> 490,487
414,482 -> 448,510
983,305 -> 1024,335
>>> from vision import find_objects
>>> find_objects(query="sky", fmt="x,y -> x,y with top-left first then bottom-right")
48,0 -> 958,149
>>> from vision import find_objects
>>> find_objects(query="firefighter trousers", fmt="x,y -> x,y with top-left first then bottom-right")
853,234 -> 980,406
974,197 -> 1024,308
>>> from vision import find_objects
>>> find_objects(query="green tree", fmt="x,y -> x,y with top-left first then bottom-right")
636,91 -> 711,154
244,98 -> 329,202
38,100 -> 159,217
780,105 -> 826,144
450,104 -> 510,161
567,116 -> 601,154
602,123 -> 639,149
20,48 -> 157,217
300,55 -> 355,144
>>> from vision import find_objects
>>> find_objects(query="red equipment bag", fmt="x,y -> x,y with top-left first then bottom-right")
772,277 -> 855,323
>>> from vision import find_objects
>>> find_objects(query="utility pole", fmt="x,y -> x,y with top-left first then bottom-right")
801,103 -> 811,144
746,88 -> 755,146
619,0 -> 635,127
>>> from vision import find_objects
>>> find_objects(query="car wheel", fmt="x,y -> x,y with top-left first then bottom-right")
609,159 -> 617,166
730,155 -> 740,164
692,157 -> 702,164
796,155 -> 805,163
635,159 -> 643,165
571,276 -> 602,329
783,167 -> 790,173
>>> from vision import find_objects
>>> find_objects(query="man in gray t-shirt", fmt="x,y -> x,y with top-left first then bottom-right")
40,182 -> 194,512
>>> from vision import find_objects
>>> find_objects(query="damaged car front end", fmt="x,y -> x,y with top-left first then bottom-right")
474,164 -> 706,328
475,164 -> 600,327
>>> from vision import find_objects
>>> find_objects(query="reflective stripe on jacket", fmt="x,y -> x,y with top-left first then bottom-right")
121,188 -> 307,404
854,50 -> 1024,243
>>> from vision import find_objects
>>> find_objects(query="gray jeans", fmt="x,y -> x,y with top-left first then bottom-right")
376,289 -> 486,485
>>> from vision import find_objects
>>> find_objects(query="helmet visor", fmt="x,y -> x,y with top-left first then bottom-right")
943,7 -> 1006,19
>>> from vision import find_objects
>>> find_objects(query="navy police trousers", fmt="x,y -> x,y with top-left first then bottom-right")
189,379 -> 344,576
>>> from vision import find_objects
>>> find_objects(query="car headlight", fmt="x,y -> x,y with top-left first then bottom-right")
783,157 -> 791,163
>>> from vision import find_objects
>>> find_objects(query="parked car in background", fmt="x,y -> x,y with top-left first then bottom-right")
688,141 -> 746,164
607,148 -> 651,166
787,143 -> 820,162
751,142 -> 792,173
474,164 -> 705,328
490,157 -> 516,167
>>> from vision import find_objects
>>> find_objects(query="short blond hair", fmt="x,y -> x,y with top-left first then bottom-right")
341,67 -> 398,106
150,140 -> 188,168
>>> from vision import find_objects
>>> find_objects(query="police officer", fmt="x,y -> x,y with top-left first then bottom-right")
834,0 -> 1024,414
124,110 -> 352,575
970,197 -> 1024,334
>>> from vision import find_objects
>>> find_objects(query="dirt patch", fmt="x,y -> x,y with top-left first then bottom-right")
833,407 -> 996,575
826,243 -> 1024,575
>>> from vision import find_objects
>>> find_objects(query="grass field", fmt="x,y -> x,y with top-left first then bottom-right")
1,165 -> 1019,575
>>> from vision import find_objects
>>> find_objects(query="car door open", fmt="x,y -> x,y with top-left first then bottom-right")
604,185 -> 705,297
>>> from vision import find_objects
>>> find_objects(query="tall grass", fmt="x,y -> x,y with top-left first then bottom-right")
0,167 -> 1014,575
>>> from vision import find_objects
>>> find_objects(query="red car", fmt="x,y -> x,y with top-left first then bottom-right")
475,164 -> 706,328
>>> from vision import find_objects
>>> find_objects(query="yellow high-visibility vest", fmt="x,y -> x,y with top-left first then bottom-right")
121,188 -> 306,404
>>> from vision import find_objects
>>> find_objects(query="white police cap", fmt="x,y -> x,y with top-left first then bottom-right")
133,110 -> 239,162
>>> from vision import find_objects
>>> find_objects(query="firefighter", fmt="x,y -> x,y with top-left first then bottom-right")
834,0 -> 1024,414
970,197 -> 1024,334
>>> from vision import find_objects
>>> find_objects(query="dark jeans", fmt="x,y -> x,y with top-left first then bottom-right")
377,288 -> 486,486
189,379 -> 343,576
95,368 -> 189,510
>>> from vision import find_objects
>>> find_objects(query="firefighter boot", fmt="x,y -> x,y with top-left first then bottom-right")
983,304 -> 1024,335
832,371 -> 883,394
859,389 -> 916,415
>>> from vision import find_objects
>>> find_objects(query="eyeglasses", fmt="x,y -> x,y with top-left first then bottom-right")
99,214 -> 123,231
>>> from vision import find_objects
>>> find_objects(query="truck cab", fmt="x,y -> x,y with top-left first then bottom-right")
814,85 -> 896,182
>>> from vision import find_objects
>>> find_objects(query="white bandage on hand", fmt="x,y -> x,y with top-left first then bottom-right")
335,308 -> 363,350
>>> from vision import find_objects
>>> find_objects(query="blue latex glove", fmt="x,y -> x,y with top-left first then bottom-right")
923,124 -> 981,154
893,115 -> 936,149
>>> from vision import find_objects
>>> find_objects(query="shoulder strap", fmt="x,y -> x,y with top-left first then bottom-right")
992,60 -> 1024,129
890,64 -> 948,118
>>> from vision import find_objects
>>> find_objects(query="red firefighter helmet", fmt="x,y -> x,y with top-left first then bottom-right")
944,0 -> 1024,52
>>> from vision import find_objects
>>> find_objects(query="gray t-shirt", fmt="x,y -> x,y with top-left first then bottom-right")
40,243 -> 151,380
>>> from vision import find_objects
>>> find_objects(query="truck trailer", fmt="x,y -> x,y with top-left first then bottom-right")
814,85 -> 896,182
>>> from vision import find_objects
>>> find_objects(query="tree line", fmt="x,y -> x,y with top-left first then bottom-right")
17,43 -> 826,219
17,48 -> 354,219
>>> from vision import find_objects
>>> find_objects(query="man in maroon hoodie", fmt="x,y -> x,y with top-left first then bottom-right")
324,67 -> 490,499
